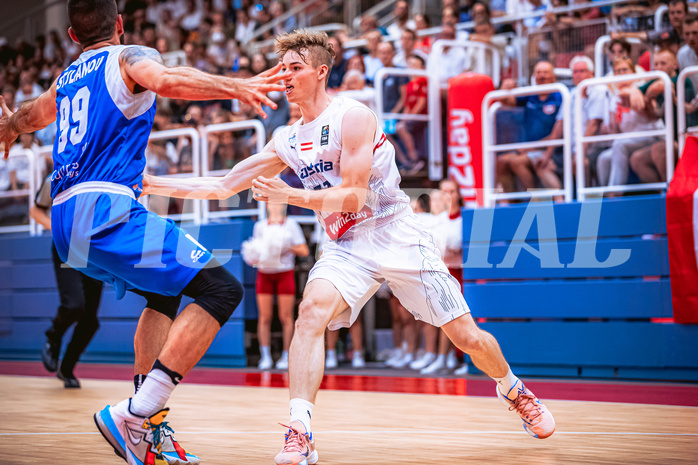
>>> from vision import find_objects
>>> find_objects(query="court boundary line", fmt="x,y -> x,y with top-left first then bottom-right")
1,430 -> 696,437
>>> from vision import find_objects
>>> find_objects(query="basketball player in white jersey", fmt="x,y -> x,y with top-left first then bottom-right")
144,30 -> 556,465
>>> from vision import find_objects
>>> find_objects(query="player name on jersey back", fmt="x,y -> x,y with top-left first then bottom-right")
56,55 -> 105,89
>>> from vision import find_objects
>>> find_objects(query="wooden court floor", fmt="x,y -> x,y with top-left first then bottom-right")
1,375 -> 697,464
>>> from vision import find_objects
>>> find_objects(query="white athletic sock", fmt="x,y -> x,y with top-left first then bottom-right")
289,398 -> 314,433
280,350 -> 289,360
130,369 -> 176,417
492,366 -> 521,399
326,349 -> 336,359
260,345 -> 271,360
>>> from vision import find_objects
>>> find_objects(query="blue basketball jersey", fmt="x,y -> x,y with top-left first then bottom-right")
51,45 -> 155,198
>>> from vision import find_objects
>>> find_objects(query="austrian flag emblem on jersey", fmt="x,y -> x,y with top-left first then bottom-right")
300,141 -> 313,152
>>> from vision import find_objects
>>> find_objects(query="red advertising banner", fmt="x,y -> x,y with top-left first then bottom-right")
447,73 -> 495,207
667,136 -> 698,323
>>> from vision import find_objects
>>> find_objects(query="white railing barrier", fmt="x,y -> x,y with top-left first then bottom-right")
427,39 -> 503,181
677,65 -> 698,156
594,35 -> 650,78
374,67 -> 431,178
482,83 -> 572,207
575,71 -> 674,201
201,120 -> 266,223
161,51 -> 186,67
143,127 -> 202,224
0,148 -> 38,236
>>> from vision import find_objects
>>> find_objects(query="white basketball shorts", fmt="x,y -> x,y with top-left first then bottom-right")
308,213 -> 470,330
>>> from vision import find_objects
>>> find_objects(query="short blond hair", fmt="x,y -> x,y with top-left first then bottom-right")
275,29 -> 336,75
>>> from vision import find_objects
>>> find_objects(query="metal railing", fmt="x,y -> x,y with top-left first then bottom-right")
677,65 -> 698,156
0,149 -> 38,236
427,39 -> 503,181
575,71 -> 674,201
374,67 -> 431,177
201,120 -> 266,223
248,0 -> 325,44
142,128 -> 202,223
482,83 -> 572,207
594,35 -> 651,78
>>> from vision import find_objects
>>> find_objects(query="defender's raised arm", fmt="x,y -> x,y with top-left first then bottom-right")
120,46 -> 286,119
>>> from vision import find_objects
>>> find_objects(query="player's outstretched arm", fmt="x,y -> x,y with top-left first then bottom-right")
252,106 -> 373,212
144,138 -> 288,200
0,81 -> 57,159
120,46 -> 286,119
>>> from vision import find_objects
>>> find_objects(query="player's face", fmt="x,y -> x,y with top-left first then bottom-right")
281,50 -> 325,103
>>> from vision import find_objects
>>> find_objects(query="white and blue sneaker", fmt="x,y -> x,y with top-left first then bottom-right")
94,398 -> 200,464
496,381 -> 556,439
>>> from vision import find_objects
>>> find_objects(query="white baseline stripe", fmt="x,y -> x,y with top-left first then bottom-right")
1,430 -> 696,437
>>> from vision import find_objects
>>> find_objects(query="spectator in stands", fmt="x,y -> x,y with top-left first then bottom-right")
387,0 -> 416,41
542,56 -> 609,189
615,0 -> 687,49
596,57 -> 662,187
679,14 -> 698,88
630,50 -> 698,183
377,41 -> 409,145
605,38 -> 647,76
394,29 -> 428,68
242,203 -> 309,371
327,35 -> 348,90
14,70 -> 43,108
507,0 -> 550,30
497,61 -> 562,194
421,180 -> 466,375
363,30 -> 384,84
359,14 -> 381,37
613,0 -> 663,32
235,8 -> 256,44
413,14 -> 432,53
436,24 -> 467,84
179,0 -> 203,31
395,54 -> 428,175
338,69 -> 376,110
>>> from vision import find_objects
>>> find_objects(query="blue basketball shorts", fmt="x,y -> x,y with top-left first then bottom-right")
51,182 -> 212,299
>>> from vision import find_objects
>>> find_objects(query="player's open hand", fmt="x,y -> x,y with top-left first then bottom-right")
0,96 -> 18,159
236,62 -> 288,120
251,175 -> 291,204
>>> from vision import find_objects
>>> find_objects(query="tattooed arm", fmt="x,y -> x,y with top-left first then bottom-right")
119,45 -> 286,118
0,82 -> 57,158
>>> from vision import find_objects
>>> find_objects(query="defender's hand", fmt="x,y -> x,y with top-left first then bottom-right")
235,63 -> 288,119
0,96 -> 18,159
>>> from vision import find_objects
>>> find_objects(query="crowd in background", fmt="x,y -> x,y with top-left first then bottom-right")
0,0 -> 693,369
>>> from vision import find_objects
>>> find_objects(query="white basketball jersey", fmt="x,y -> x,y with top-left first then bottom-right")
274,96 -> 410,241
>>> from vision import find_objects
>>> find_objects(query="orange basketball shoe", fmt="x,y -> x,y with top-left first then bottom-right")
496,381 -> 556,439
274,421 -> 318,465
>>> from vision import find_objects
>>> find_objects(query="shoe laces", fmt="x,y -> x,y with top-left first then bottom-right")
146,419 -> 173,457
510,393 -> 543,422
279,423 -> 308,454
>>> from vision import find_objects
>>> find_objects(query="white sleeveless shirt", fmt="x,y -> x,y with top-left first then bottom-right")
273,96 -> 410,242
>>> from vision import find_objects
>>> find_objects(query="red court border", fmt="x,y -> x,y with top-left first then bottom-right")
1,361 -> 696,407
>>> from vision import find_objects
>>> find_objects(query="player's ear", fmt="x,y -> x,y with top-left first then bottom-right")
68,27 -> 80,45
317,64 -> 328,82
115,14 -> 124,37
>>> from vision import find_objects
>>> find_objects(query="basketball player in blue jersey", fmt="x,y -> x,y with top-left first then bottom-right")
0,0 -> 286,463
